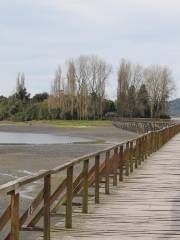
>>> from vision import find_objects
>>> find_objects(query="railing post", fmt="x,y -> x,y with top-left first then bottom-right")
119,145 -> 124,181
10,190 -> 20,240
158,132 -> 161,149
162,130 -> 164,146
44,174 -> 51,240
125,142 -> 130,176
82,159 -> 89,213
145,135 -> 148,159
150,132 -> 153,154
113,148 -> 118,186
138,138 -> 142,165
167,128 -> 169,141
153,132 -> 156,152
66,165 -> 73,228
105,151 -> 110,194
95,155 -> 100,204
135,139 -> 138,168
142,136 -> 145,161
160,131 -> 162,147
155,132 -> 158,151
147,133 -> 151,156
130,141 -> 133,173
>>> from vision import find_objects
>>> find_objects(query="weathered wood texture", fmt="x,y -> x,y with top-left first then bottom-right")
45,133 -> 180,240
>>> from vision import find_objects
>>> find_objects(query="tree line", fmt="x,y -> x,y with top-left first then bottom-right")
0,56 -> 174,121
117,59 -> 174,118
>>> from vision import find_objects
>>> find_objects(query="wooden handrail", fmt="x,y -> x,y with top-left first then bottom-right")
113,117 -> 177,133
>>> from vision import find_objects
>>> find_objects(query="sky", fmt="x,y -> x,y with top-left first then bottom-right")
0,0 -> 180,99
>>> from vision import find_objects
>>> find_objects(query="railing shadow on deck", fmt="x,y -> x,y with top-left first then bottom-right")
0,120 -> 180,240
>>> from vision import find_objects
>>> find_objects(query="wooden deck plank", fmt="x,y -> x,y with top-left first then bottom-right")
37,134 -> 180,240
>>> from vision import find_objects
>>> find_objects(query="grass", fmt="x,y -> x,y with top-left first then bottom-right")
74,139 -> 106,144
0,120 -> 112,128
31,120 -> 112,128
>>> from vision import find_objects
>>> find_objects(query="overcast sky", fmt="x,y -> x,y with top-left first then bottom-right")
0,0 -> 180,99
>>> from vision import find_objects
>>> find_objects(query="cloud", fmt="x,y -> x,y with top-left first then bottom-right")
0,0 -> 180,98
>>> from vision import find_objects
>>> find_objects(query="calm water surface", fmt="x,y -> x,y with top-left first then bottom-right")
0,131 -> 92,144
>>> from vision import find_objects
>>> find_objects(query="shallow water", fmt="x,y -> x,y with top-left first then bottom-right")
0,131 -> 92,144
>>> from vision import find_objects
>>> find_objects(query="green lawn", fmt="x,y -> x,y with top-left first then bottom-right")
31,120 -> 112,128
0,120 -> 112,128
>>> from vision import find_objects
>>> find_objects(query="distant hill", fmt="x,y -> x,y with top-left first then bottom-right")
168,98 -> 180,117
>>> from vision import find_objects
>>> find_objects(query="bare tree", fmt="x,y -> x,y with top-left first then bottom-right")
117,59 -> 132,116
66,60 -> 77,119
96,59 -> 112,119
48,66 -> 65,118
74,56 -> 89,120
158,66 -> 175,116
85,56 -> 112,119
144,65 -> 174,117
131,64 -> 144,90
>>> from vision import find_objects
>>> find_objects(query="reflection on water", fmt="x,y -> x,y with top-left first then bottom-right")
0,131 -> 92,144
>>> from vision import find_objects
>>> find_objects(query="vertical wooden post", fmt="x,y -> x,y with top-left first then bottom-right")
10,190 -> 19,240
144,135 -> 147,159
119,145 -> 124,182
66,165 -> 73,228
164,129 -> 166,143
152,132 -> 155,152
95,155 -> 100,204
159,132 -> 162,148
44,174 -> 51,240
138,138 -> 142,165
82,159 -> 89,213
153,132 -> 156,152
125,142 -> 129,176
164,129 -> 167,143
113,148 -> 118,186
152,132 -> 154,152
135,139 -> 138,168
142,137 -> 145,162
130,141 -> 133,173
147,133 -> 151,156
150,132 -> 153,154
156,132 -> 159,149
161,131 -> 163,147
105,151 -> 110,194
155,132 -> 158,151
158,132 -> 160,149
166,128 -> 169,142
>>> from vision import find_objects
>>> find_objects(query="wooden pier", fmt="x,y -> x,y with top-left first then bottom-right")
0,120 -> 180,240
48,132 -> 180,240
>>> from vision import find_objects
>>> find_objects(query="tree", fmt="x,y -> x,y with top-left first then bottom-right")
144,65 -> 174,117
137,84 -> 150,117
74,55 -> 89,120
127,85 -> 136,117
15,73 -> 30,102
32,92 -> 49,103
48,66 -> 65,119
117,59 -> 132,116
96,58 -> 112,119
66,60 -> 77,119
131,64 -> 144,90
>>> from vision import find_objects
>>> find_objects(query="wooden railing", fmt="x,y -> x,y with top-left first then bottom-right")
113,117 -> 176,133
0,123 -> 180,240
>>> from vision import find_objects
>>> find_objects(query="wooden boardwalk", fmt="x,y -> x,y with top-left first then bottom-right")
42,133 -> 180,240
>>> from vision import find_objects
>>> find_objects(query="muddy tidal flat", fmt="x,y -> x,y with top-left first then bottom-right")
0,123 -> 138,184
